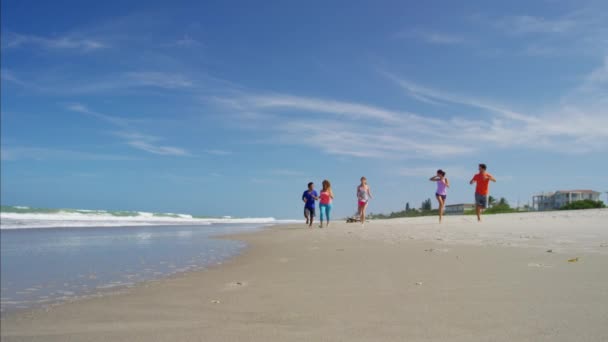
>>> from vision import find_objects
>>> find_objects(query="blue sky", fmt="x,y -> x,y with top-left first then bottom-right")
2,0 -> 607,219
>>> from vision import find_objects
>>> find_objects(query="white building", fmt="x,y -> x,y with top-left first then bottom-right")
444,203 -> 475,215
532,190 -> 601,211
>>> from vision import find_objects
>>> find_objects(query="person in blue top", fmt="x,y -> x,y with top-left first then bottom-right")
302,182 -> 319,227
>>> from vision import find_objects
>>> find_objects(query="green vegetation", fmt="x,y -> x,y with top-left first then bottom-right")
369,200 -> 438,219
560,199 -> 606,210
464,196 -> 518,215
484,197 -> 517,214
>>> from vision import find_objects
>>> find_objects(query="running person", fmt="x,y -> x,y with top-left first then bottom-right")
319,180 -> 334,228
357,177 -> 373,225
302,182 -> 319,227
430,169 -> 449,223
469,163 -> 496,222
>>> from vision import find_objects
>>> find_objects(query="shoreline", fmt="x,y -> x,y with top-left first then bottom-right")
0,223 -> 273,316
2,211 -> 608,341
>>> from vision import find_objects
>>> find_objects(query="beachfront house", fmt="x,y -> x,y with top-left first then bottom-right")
532,190 -> 601,211
444,203 -> 475,215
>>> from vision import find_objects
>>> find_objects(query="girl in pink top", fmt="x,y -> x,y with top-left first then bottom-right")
319,180 -> 334,228
430,169 -> 449,223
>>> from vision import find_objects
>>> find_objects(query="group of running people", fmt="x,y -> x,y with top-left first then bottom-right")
302,164 -> 496,227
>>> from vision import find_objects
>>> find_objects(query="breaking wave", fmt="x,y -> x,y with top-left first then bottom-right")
0,206 -> 284,229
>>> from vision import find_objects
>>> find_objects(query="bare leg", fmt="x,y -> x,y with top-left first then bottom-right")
436,196 -> 444,223
360,203 -> 367,225
476,205 -> 482,222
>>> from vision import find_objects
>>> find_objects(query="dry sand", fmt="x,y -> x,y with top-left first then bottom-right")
2,210 -> 608,341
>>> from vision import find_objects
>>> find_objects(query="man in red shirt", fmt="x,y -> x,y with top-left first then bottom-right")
470,163 -> 496,222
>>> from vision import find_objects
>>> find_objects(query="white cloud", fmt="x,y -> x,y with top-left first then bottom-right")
67,104 -> 191,157
213,92 -> 474,159
487,6 -> 608,56
211,60 -> 608,160
3,32 -> 107,51
205,149 -> 232,156
1,146 -> 134,161
244,94 -> 405,123
384,70 -> 608,154
397,29 -> 468,45
270,169 -> 305,177
67,103 -> 129,127
398,166 -> 471,180
124,72 -> 193,89
174,35 -> 201,47
126,140 -> 189,156
382,71 -> 538,123
2,70 -> 196,95
0,70 -> 28,87
495,15 -> 576,34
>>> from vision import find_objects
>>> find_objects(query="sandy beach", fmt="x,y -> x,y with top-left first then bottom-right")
2,210 -> 608,341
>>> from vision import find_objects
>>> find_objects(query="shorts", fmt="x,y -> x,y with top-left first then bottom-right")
436,193 -> 447,201
475,193 -> 488,208
304,207 -> 316,217
358,201 -> 368,207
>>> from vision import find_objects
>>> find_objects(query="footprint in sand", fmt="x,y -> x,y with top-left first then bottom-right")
278,258 -> 290,263
528,263 -> 553,268
223,281 -> 248,291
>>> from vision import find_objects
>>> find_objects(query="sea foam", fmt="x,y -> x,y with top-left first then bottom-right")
0,206 -> 288,229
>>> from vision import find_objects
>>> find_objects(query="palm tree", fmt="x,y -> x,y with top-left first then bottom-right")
488,196 -> 496,208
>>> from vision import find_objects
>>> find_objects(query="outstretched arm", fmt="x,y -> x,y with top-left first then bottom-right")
489,174 -> 497,182
445,178 -> 450,188
367,187 -> 373,199
430,176 -> 440,181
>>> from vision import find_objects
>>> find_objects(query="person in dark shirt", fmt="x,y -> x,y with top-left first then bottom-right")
302,182 -> 319,227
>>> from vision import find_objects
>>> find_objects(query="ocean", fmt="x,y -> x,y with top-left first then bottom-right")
0,206 -> 293,314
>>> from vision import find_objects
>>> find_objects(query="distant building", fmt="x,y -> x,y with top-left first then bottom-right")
444,203 -> 475,215
532,190 -> 601,211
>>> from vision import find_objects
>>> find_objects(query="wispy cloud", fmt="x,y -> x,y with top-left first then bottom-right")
0,69 -> 28,87
1,146 -> 134,161
384,70 -> 608,154
396,29 -> 468,45
173,34 -> 201,47
204,149 -> 232,156
243,94 -> 405,124
495,15 -> 576,35
4,70 -> 196,95
398,166 -> 471,180
124,72 -> 193,89
485,5 -> 608,56
126,140 -> 189,156
67,103 -> 129,127
382,71 -> 538,123
67,104 -> 191,157
270,169 -> 305,177
3,32 -> 107,51
211,62 -> 608,160
213,94 -> 472,159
